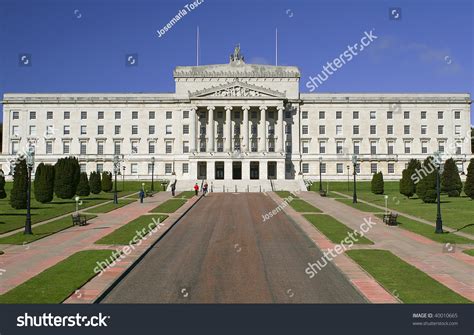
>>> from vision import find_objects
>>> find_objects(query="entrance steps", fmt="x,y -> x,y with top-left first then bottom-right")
171,179 -> 306,193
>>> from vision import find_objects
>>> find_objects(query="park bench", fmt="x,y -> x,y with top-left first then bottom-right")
319,190 -> 327,197
71,213 -> 88,226
383,212 -> 398,226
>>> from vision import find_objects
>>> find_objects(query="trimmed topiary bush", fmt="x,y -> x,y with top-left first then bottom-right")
441,158 -> 462,197
0,174 -> 7,199
399,159 -> 421,198
34,163 -> 55,203
54,157 -> 80,199
89,171 -> 102,194
464,158 -> 474,199
423,189 -> 438,203
10,158 -> 28,209
371,172 -> 384,194
101,171 -> 113,192
76,172 -> 90,196
416,156 -> 437,203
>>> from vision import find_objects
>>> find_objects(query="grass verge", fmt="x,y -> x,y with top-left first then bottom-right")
290,199 -> 321,213
95,215 -> 168,245
304,214 -> 373,244
150,199 -> 187,213
0,250 -> 116,303
335,198 -> 383,213
275,191 -> 298,199
175,191 -> 195,199
84,199 -> 136,214
462,249 -> 474,256
346,249 -> 471,303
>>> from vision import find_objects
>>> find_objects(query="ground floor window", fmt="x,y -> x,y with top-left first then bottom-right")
182,163 -> 189,174
131,163 -> 138,175
371,163 -> 377,174
336,163 -> 343,174
96,163 -> 104,173
388,163 -> 395,174
165,163 -> 172,174
80,164 -> 86,173
302,163 -> 309,174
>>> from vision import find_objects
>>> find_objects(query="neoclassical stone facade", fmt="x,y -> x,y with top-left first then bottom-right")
1,50 -> 472,183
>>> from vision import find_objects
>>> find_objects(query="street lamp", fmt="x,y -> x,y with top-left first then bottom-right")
113,155 -> 120,204
352,154 -> 358,204
24,147 -> 35,235
75,196 -> 83,213
384,195 -> 389,215
346,164 -> 350,191
319,157 -> 323,192
434,152 -> 444,234
122,166 -> 126,192
151,156 -> 155,192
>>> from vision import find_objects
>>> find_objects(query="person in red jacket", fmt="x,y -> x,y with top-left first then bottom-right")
194,183 -> 199,196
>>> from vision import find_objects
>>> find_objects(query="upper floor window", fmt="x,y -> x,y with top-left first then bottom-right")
437,111 -> 443,119
421,111 -> 427,119
319,125 -> 325,135
370,111 -> 376,119
47,111 -> 53,120
336,125 -> 343,135
132,111 -> 138,120
370,125 -> 376,135
166,125 -> 172,135
319,111 -> 325,119
115,111 -> 121,120
149,111 -> 155,119
30,111 -> 36,120
302,111 -> 308,119
12,111 -> 19,119
353,111 -> 359,119
302,125 -> 309,135
336,111 -> 342,119
403,111 -> 410,119
98,111 -> 104,119
166,111 -> 172,119
80,111 -> 87,119
183,110 -> 189,119
387,111 -> 393,119
454,111 -> 461,119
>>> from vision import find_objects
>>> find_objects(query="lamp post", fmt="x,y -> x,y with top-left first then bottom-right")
319,157 -> 323,192
352,154 -> 358,204
113,155 -> 120,204
384,195 -> 389,215
151,156 -> 155,192
75,196 -> 83,213
24,147 -> 35,235
346,164 -> 350,191
122,166 -> 126,192
434,152 -> 444,234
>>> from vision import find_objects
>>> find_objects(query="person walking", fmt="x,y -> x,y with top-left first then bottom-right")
139,189 -> 145,203
171,180 -> 176,197
194,183 -> 199,196
203,182 -> 208,196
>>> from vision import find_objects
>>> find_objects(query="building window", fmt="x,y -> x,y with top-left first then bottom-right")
404,111 -> 410,119
80,111 -> 87,120
131,141 -> 138,154
421,111 -> 427,119
45,125 -> 54,136
320,163 -> 326,174
319,111 -> 325,119
166,141 -> 172,154
80,141 -> 87,155
96,164 -> 104,173
370,141 -> 377,155
217,125 -> 223,137
183,110 -> 189,119
421,141 -> 428,154
46,141 -> 53,154
336,111 -> 342,119
166,125 -> 172,135
251,139 -> 257,152
355,163 -> 361,174
319,125 -> 325,135
285,110 -> 291,118
148,142 -> 155,154
371,163 -> 378,174
455,125 -> 461,135
251,124 -> 258,136
115,111 -> 121,120
404,125 -> 410,135
370,125 -> 376,135
336,141 -> 344,154
182,141 -> 189,153
388,163 -> 395,174
319,141 -> 326,154
63,141 -> 70,154
353,125 -> 359,135
29,125 -> 36,136
131,163 -> 138,175
30,111 -> 36,120
149,111 -> 155,119
336,125 -> 343,135
217,139 -> 224,152
11,141 -> 19,154
302,125 -> 308,135
387,125 -> 393,135
456,142 -> 462,155
236,124 -> 242,136
165,163 -> 172,174
286,141 -> 292,153
132,125 -> 138,135
336,163 -> 343,174
438,141 -> 445,153
115,125 -> 121,135
387,141 -> 394,155
79,125 -> 86,135
97,142 -> 104,155
166,111 -> 172,119
437,111 -> 443,119
182,163 -> 189,174
47,111 -> 53,120
353,141 -> 360,155
302,111 -> 308,119
149,125 -> 155,135
11,125 -> 19,136
251,111 -> 258,119
97,125 -> 104,135
268,139 -> 275,152
183,124 -> 189,134
353,111 -> 359,119
454,111 -> 461,119
302,141 -> 309,154
370,111 -> 376,119
404,142 -> 411,154
147,164 -> 153,175
285,124 -> 291,134
438,125 -> 444,135
387,111 -> 393,119
114,142 -> 121,155
302,163 -> 309,174
12,111 -> 19,119
98,111 -> 104,119
421,125 -> 427,135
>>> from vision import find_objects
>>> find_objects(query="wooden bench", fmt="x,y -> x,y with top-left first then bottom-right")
319,190 -> 327,197
71,213 -> 88,226
383,212 -> 398,226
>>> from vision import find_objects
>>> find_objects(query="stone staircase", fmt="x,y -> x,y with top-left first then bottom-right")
170,179 -> 305,193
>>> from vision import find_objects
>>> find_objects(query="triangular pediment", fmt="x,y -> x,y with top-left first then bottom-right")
189,80 -> 286,99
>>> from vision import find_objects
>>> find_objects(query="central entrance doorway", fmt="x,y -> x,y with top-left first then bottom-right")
215,162 -> 224,179
268,162 -> 277,180
232,162 -> 242,180
198,162 -> 207,180
250,162 -> 259,179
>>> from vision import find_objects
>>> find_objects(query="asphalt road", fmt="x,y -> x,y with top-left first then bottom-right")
101,193 -> 366,303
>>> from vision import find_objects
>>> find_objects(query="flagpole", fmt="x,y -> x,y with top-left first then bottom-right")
196,26 -> 200,66
275,28 -> 278,66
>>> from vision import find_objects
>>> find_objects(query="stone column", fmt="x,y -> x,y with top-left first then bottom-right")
277,106 -> 285,152
225,106 -> 233,152
189,107 -> 197,152
242,106 -> 250,152
207,106 -> 215,152
259,106 -> 267,152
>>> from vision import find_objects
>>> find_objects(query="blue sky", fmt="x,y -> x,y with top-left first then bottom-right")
0,0 -> 472,122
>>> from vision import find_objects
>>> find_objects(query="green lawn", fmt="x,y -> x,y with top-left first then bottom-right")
0,181 -> 146,235
175,191 -> 196,199
0,250 -> 116,303
462,249 -> 474,256
289,199 -> 321,213
275,191 -> 298,199
0,215 -> 96,245
303,214 -> 373,244
335,198 -> 383,213
95,215 -> 168,245
150,199 -> 187,213
320,181 -> 474,235
347,249 -> 471,303
83,199 -> 136,214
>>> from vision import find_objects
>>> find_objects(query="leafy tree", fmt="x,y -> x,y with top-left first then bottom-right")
371,172 -> 384,194
101,171 -> 113,192
54,157 -> 80,199
0,174 -> 7,199
441,158 -> 462,197
76,172 -> 90,196
33,163 -> 55,203
89,171 -> 102,194
464,158 -> 474,199
10,158 -> 28,209
399,159 -> 421,198
416,156 -> 437,203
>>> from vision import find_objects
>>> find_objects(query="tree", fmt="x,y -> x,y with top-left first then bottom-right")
89,171 -> 102,194
399,159 -> 421,198
441,158 -> 462,197
416,157 -> 437,203
10,158 -> 28,209
464,158 -> 474,199
0,174 -> 7,199
76,172 -> 91,196
101,171 -> 113,192
34,163 -> 55,203
54,157 -> 80,199
371,172 -> 384,194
